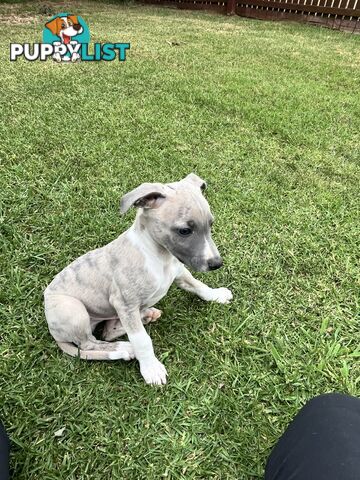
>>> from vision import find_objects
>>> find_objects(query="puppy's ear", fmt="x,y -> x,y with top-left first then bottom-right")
183,173 -> 207,191
120,183 -> 166,214
45,17 -> 61,35
68,15 -> 79,25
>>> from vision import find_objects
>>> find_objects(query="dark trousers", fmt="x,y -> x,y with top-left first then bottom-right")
265,393 -> 360,480
0,421 -> 10,480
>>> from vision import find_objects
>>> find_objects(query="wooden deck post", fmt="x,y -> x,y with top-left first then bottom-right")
227,0 -> 236,15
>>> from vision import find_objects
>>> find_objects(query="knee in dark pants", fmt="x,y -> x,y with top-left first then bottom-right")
265,393 -> 360,480
0,421 -> 10,480
302,392 -> 360,413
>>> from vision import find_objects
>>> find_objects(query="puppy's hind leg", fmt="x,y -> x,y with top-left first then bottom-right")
102,318 -> 126,342
44,294 -> 135,361
102,308 -> 163,341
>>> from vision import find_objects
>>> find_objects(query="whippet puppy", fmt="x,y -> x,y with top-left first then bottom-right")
44,174 -> 233,385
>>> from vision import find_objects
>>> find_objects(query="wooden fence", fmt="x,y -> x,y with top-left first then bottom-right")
141,0 -> 360,32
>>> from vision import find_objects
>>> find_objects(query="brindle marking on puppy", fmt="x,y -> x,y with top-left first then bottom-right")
44,173 -> 232,385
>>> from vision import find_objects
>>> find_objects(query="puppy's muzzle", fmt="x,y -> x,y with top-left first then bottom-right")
207,257 -> 223,271
73,23 -> 82,32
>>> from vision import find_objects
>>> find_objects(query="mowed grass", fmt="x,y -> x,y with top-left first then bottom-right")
0,1 -> 359,478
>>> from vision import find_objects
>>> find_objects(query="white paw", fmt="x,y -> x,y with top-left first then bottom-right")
53,52 -> 62,63
141,307 -> 162,325
71,52 -> 81,62
140,358 -> 167,385
209,287 -> 233,304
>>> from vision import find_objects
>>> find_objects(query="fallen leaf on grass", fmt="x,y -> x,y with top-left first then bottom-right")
54,427 -> 66,437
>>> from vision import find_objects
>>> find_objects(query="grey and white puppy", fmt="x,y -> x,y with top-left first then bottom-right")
44,173 -> 232,385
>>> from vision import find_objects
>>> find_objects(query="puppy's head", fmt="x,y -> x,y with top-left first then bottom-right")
45,15 -> 83,43
121,173 -> 223,272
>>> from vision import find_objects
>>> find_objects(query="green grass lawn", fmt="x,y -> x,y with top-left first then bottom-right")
1,1 -> 359,478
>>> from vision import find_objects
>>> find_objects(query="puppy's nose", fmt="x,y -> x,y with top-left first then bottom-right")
207,257 -> 223,271
73,23 -> 82,31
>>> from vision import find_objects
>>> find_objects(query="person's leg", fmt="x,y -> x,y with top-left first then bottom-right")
0,421 -> 10,480
265,393 -> 360,480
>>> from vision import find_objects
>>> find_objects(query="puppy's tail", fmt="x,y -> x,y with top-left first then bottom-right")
56,342 -> 132,361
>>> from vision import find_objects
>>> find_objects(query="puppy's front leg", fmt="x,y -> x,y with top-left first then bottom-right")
110,294 -> 167,385
175,265 -> 233,304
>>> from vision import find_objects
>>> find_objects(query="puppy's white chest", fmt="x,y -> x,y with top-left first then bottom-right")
126,228 -> 181,308
144,258 -> 180,308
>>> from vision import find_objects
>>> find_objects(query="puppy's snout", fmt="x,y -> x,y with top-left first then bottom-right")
73,23 -> 82,31
207,257 -> 223,271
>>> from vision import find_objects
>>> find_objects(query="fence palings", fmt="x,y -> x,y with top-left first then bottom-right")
141,0 -> 360,32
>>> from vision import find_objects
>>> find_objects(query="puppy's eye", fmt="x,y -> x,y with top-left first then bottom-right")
177,228 -> 193,237
61,23 -> 66,28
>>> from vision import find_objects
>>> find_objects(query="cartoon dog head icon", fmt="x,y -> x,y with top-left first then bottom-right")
45,15 -> 83,44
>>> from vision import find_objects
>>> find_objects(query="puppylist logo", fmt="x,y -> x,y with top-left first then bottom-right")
10,13 -> 130,62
